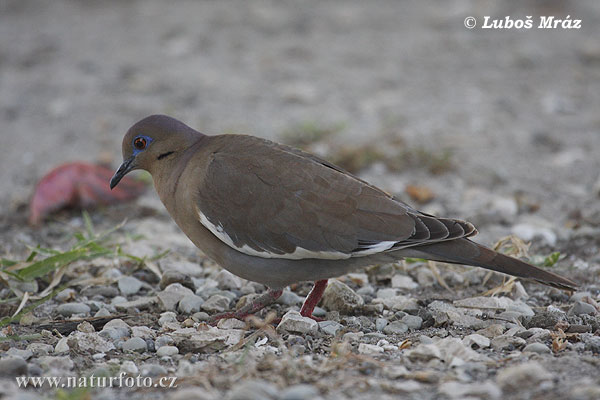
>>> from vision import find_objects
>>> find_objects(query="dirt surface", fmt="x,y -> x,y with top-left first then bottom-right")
1,1 -> 600,399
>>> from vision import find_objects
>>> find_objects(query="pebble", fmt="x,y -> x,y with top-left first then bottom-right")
280,384 -> 319,400
94,307 -> 112,317
383,321 -> 409,335
512,222 -> 557,246
158,283 -> 195,311
318,320 -> 343,336
401,315 -> 423,330
69,332 -> 116,353
115,296 -> 157,311
476,324 -> 506,338
192,312 -> 210,322
155,335 -> 175,349
217,318 -> 246,330
391,274 -> 418,290
321,280 -> 364,313
56,302 -> 90,316
158,311 -> 178,326
178,294 -> 205,314
522,342 -> 551,354
0,356 -> 28,377
6,348 -> 33,360
525,311 -> 566,329
118,276 -> 143,295
375,318 -> 388,331
55,288 -> 76,302
122,337 -> 147,352
277,290 -> 303,306
491,335 -> 527,351
140,364 -> 168,377
496,361 -> 552,391
462,334 -> 491,349
120,360 -> 139,376
27,343 -> 54,357
438,381 -> 501,400
568,301 -> 597,316
34,356 -> 74,372
201,294 -> 231,313
358,343 -> 384,355
100,318 -> 131,341
81,285 -> 120,298
227,379 -> 279,400
156,345 -> 179,357
159,270 -> 196,291
131,326 -> 156,339
277,310 -> 318,334
215,270 -> 243,290
54,337 -> 69,353
111,296 -> 128,305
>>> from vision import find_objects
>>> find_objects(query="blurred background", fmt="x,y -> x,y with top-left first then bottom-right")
1,0 -> 599,248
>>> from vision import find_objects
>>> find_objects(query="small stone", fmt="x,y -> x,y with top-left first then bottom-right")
92,353 -> 105,360
215,270 -> 243,290
118,276 -> 143,295
277,290 -> 303,306
140,364 -> 168,377
476,324 -> 506,338
525,311 -> 566,329
155,335 -> 175,349
318,320 -> 343,336
120,360 -> 138,376
54,338 -> 69,353
373,295 -> 419,312
131,326 -> 156,339
94,308 -> 112,317
523,342 -> 551,354
216,318 -> 246,330
192,312 -> 210,322
227,379 -> 279,400
34,356 -> 74,372
358,343 -> 384,355
391,274 -> 419,290
178,294 -> 205,314
491,335 -> 527,351
0,356 -> 28,377
321,280 -> 364,313
159,270 -> 196,291
160,258 -> 204,277
277,310 -> 318,334
56,288 -> 76,302
375,318 -> 388,331
56,302 -> 90,316
122,337 -> 147,352
100,318 -> 131,341
280,384 -> 319,400
512,223 -> 557,246
156,345 -> 179,357
82,285 -> 120,298
376,288 -> 398,299
6,348 -> 33,360
77,321 -> 95,333
383,321 -> 409,335
158,283 -> 195,311
115,296 -> 157,311
438,381 -> 501,400
27,343 -> 54,357
496,361 -> 552,391
463,334 -> 491,349
345,272 -> 369,286
568,301 -> 597,316
201,294 -> 231,313
401,315 -> 423,330
158,311 -> 178,326
69,332 -> 116,353
111,296 -> 128,305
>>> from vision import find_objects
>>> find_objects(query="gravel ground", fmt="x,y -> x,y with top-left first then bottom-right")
1,1 -> 600,399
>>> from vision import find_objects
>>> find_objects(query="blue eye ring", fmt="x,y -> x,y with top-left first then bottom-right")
132,135 -> 153,155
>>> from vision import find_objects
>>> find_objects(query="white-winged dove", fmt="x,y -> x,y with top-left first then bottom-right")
111,115 -> 577,321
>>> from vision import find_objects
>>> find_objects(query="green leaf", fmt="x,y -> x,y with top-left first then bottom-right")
16,248 -> 90,281
543,251 -> 561,267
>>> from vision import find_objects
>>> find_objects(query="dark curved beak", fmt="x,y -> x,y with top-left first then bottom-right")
110,156 -> 135,189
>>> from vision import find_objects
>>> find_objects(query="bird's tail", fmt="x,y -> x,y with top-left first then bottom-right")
409,238 -> 577,291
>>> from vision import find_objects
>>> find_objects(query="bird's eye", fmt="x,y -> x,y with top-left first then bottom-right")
133,137 -> 147,150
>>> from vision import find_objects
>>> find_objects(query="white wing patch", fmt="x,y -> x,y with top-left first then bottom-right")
197,207 -> 397,260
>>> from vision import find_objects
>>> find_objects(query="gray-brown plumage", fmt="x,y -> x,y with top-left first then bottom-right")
111,115 -> 577,320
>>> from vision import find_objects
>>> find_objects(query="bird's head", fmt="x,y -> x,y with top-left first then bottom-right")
110,115 -> 203,189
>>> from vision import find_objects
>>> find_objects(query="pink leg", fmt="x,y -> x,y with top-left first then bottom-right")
299,279 -> 328,321
209,288 -> 283,324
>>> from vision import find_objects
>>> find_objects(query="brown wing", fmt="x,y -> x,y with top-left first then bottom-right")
196,135 -> 475,259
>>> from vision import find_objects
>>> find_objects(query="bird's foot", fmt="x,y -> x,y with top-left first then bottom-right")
298,279 -> 328,323
208,288 -> 283,326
